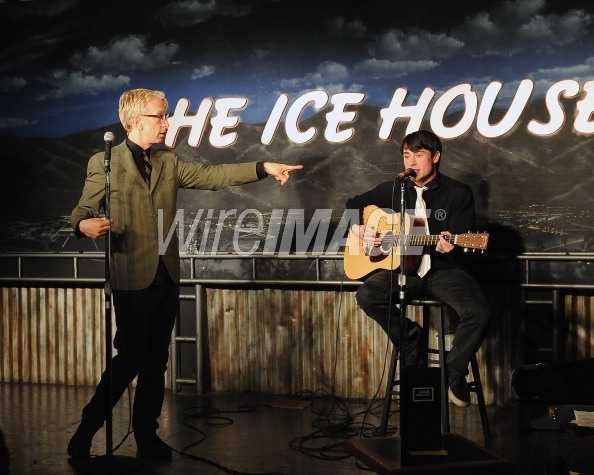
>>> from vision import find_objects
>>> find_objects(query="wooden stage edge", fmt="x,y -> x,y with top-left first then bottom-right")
343,432 -> 516,474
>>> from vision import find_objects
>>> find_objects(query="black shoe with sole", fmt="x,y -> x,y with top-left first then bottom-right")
135,434 -> 172,460
67,428 -> 94,458
448,372 -> 470,407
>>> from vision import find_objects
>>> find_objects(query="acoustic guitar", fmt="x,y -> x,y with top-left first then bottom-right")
344,205 -> 489,280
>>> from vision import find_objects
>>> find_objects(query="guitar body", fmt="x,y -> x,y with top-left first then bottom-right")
344,206 -> 425,280
344,205 -> 489,280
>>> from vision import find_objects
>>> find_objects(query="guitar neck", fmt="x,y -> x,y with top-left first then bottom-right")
384,232 -> 484,248
406,234 -> 454,246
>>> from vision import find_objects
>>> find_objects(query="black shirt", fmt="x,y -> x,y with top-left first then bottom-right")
126,138 -> 151,183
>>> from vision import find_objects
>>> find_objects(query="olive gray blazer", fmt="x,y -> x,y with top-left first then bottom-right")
71,141 -> 260,290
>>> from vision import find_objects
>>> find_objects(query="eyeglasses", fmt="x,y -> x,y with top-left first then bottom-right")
140,113 -> 171,121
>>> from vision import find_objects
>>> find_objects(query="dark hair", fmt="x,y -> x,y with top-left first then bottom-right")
400,130 -> 442,156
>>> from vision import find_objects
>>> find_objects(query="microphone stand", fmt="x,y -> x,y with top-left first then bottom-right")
397,177 -> 410,403
103,138 -> 115,457
396,173 -> 441,457
396,175 -> 419,460
390,169 -> 415,378
397,178 -> 408,378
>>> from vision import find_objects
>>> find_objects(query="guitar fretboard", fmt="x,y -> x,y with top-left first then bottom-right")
377,231 -> 485,248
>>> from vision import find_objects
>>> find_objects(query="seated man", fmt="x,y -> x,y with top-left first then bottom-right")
345,130 -> 491,407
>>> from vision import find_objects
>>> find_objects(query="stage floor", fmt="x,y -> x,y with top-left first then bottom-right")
1,382 -> 593,475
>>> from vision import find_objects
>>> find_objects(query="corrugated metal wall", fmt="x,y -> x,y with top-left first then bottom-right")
1,287 -> 105,386
2,286 -> 593,404
203,285 -> 520,405
566,294 -> 594,360
206,288 -> 392,399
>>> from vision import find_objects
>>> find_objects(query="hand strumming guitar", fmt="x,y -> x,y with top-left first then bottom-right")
350,224 -> 383,247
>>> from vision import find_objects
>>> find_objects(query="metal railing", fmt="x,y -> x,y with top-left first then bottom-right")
3,251 -> 594,390
3,251 -> 594,288
0,252 -> 361,287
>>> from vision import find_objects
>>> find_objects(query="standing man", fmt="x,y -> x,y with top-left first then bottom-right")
345,130 -> 490,407
68,88 -> 302,459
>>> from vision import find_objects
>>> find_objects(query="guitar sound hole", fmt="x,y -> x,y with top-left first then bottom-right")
380,231 -> 395,252
369,231 -> 394,263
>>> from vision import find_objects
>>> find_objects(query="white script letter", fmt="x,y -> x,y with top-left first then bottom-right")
285,90 -> 329,144
477,79 -> 534,138
261,94 -> 290,145
528,79 -> 579,136
325,92 -> 366,143
574,80 -> 594,134
165,97 -> 214,148
379,88 -> 435,139
209,97 -> 248,147
430,83 -> 477,139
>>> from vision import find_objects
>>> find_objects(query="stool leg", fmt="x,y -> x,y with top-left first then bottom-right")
436,307 -> 450,434
379,346 -> 399,436
469,355 -> 492,442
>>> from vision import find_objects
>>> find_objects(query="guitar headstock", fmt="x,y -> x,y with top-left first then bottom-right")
457,233 -> 489,250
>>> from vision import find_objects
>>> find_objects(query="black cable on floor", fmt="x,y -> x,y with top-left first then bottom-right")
287,389 -> 388,461
177,402 -> 284,475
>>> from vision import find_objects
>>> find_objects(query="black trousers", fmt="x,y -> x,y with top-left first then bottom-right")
355,267 -> 491,376
0,427 -> 8,474
80,260 -> 179,438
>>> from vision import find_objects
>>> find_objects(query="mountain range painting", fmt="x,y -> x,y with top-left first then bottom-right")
2,0 -> 594,255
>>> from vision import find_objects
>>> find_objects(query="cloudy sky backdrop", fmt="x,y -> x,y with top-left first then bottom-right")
1,0 -> 594,138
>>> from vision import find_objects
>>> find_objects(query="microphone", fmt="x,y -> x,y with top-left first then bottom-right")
397,168 -> 416,180
103,131 -> 114,169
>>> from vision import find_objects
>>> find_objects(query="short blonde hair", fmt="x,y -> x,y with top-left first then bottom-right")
118,89 -> 168,133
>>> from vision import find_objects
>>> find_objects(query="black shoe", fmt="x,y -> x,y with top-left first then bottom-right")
135,434 -> 172,460
448,372 -> 470,407
404,342 -> 427,367
67,427 -> 94,458
404,323 -> 427,367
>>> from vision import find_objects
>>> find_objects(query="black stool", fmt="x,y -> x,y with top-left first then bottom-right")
378,298 -> 491,442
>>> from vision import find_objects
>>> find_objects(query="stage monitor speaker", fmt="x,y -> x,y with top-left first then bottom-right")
400,366 -> 441,452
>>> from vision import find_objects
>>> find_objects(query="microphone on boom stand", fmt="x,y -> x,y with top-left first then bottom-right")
103,131 -> 114,170
397,168 -> 416,180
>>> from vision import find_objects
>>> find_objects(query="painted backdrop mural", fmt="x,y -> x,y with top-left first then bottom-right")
1,0 -> 594,255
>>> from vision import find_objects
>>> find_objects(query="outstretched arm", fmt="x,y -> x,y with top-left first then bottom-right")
263,162 -> 303,185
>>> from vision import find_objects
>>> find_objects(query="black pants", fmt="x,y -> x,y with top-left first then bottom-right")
0,426 -> 8,474
355,267 -> 491,376
80,260 -> 179,437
